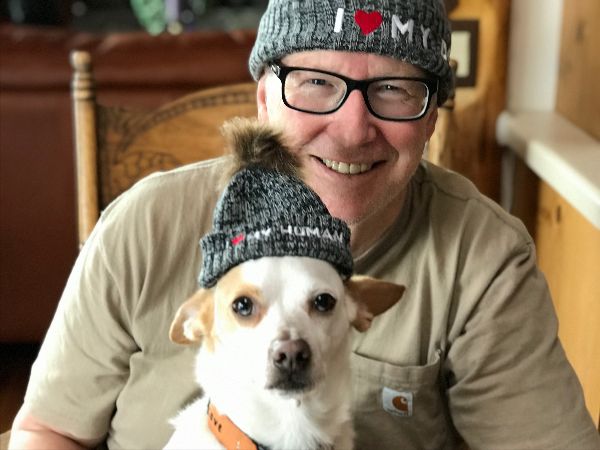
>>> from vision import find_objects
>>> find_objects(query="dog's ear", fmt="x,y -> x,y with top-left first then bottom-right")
345,276 -> 405,332
169,289 -> 214,345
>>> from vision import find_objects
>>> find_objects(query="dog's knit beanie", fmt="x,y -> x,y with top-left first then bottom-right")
249,0 -> 453,105
199,119 -> 353,288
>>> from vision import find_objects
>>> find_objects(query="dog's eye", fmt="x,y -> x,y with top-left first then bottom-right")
232,296 -> 254,317
313,293 -> 337,313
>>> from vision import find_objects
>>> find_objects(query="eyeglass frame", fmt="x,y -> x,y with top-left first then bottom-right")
269,61 -> 439,122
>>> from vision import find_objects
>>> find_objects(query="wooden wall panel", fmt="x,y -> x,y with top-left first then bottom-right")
444,0 -> 510,201
556,0 -> 600,140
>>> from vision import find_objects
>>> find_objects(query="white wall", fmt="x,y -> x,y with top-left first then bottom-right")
506,0 -> 564,111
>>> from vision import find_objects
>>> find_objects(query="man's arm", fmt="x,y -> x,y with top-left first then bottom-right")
9,406 -> 103,450
11,199 -> 139,447
446,240 -> 600,449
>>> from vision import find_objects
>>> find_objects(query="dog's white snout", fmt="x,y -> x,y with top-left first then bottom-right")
270,339 -> 311,373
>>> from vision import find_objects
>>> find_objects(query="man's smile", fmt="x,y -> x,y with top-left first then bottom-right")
315,157 -> 383,176
320,158 -> 373,175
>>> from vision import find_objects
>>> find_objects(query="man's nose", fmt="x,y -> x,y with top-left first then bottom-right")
330,90 -> 377,145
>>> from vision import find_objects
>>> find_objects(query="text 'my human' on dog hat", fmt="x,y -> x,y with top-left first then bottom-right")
249,0 -> 453,106
199,119 -> 353,288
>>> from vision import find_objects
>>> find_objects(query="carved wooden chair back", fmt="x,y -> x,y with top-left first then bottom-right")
70,50 -> 258,247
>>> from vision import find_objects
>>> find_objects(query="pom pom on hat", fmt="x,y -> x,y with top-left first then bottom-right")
199,118 -> 353,288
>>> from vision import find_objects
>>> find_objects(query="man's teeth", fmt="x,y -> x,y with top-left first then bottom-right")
322,158 -> 373,174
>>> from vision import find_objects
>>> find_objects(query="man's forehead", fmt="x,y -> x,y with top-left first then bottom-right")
281,50 -> 427,78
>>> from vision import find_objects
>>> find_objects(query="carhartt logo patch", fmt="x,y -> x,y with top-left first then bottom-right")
382,387 -> 413,417
354,10 -> 382,35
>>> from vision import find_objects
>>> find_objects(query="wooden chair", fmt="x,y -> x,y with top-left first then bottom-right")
71,50 -> 455,248
70,50 -> 258,247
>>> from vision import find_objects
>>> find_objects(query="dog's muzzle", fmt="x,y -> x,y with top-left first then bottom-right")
266,338 -> 313,392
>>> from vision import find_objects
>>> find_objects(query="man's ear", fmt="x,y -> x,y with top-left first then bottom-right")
425,104 -> 438,141
256,75 -> 269,122
169,289 -> 214,345
345,276 -> 405,332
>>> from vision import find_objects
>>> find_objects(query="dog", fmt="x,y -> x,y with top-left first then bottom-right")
165,257 -> 404,450
163,118 -> 405,449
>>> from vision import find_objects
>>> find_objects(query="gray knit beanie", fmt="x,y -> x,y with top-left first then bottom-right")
249,0 -> 453,105
199,164 -> 353,288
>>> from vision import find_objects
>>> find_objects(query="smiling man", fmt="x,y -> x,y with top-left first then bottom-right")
259,52 -> 439,256
10,1 -> 600,449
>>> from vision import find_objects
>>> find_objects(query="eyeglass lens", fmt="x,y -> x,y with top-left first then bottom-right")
282,69 -> 430,120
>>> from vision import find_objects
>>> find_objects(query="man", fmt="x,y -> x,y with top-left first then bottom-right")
10,0 -> 600,449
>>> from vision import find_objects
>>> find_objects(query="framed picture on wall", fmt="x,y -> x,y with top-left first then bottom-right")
450,19 -> 479,87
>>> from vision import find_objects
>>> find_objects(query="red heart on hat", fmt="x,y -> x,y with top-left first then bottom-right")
354,10 -> 383,35
231,234 -> 245,245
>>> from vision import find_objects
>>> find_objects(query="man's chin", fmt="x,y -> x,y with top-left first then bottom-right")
326,203 -> 371,225
327,189 -> 405,226
311,182 -> 401,225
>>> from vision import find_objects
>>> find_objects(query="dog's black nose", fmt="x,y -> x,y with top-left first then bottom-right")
271,339 -> 311,373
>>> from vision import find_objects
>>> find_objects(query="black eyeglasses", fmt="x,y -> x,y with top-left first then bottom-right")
269,62 -> 438,121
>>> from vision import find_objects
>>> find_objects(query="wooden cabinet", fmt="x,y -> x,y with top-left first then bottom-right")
512,160 -> 600,427
536,181 -> 600,427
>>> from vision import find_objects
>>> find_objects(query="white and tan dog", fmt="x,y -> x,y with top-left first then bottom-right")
163,119 -> 404,449
165,256 -> 404,450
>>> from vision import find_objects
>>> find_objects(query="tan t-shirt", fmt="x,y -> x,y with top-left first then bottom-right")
24,158 -> 599,449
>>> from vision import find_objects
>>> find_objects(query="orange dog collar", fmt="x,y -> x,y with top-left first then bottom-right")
207,401 -> 267,450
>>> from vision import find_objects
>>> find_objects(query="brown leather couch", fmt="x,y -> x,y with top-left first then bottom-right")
0,23 -> 256,342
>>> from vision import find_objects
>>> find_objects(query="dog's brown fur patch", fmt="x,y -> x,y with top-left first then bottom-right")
169,289 -> 215,347
215,266 -> 267,331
